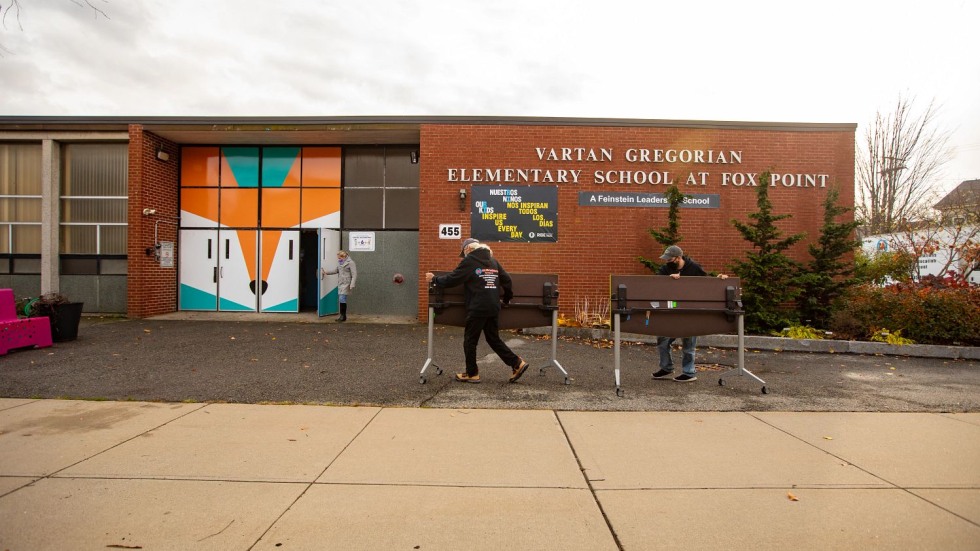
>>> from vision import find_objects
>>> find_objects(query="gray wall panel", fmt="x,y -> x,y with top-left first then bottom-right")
343,231 -> 418,318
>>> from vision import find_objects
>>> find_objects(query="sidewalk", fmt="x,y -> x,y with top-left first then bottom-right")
1,399 -> 978,549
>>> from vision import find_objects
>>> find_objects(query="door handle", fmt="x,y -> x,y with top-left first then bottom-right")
213,266 -> 217,283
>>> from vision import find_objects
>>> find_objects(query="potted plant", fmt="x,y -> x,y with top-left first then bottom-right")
26,292 -> 84,342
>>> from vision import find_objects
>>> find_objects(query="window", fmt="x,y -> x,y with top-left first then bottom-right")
0,143 -> 42,254
60,143 -> 128,255
343,146 -> 419,230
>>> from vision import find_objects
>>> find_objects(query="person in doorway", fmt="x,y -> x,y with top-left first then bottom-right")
425,238 -> 529,384
321,250 -> 357,322
653,244 -> 728,382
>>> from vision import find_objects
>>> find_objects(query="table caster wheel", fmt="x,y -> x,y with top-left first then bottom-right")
419,376 -> 426,384
761,386 -> 769,394
719,379 -> 725,386
616,387 -> 624,397
564,376 -> 570,385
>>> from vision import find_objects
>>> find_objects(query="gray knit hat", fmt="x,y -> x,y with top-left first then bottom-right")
460,238 -> 479,257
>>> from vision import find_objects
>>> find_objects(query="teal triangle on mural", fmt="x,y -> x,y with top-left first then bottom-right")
261,147 -> 300,188
222,147 -> 259,188
179,284 -> 217,311
318,288 -> 339,316
219,296 -> 255,311
263,298 -> 298,312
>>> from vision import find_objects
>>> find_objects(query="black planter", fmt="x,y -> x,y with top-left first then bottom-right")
44,302 -> 84,342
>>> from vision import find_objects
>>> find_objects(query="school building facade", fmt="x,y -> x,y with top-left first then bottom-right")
0,116 -> 855,320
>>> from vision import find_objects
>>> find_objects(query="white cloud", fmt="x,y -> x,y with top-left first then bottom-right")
0,0 -> 977,191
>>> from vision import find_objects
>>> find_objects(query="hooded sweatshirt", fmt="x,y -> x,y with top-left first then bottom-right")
432,246 -> 513,316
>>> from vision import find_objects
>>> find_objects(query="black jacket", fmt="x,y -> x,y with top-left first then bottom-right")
658,256 -> 707,277
433,247 -> 513,316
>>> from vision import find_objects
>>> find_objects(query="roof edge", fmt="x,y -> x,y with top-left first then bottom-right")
0,115 -> 857,132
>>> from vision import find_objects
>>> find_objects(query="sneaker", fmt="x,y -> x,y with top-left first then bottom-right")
455,373 -> 481,383
509,359 -> 530,383
673,373 -> 697,382
652,369 -> 674,380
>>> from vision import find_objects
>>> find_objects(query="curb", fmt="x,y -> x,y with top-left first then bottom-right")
522,327 -> 980,360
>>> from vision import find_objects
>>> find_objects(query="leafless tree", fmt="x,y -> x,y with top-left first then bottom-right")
0,0 -> 108,56
856,95 -> 953,235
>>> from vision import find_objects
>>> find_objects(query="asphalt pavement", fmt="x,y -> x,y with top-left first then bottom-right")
0,314 -> 978,412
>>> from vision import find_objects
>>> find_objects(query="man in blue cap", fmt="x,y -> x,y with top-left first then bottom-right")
653,245 -> 728,382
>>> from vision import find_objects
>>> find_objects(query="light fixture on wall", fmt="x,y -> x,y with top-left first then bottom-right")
156,146 -> 170,162
458,188 -> 467,212
410,150 -> 419,164
142,208 -> 157,216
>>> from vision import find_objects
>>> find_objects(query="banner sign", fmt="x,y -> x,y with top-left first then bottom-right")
471,185 -> 557,243
578,191 -> 720,208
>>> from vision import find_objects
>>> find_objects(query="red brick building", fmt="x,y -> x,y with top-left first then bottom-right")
0,117 -> 855,320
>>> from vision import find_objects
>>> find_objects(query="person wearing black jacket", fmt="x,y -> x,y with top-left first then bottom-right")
653,245 -> 728,382
425,238 -> 529,384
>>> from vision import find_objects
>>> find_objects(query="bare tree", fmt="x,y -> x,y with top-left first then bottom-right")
0,0 -> 108,56
856,95 -> 953,234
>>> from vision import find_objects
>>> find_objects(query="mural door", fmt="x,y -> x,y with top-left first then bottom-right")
260,230 -> 299,312
318,228 -> 340,317
178,229 -> 219,311
218,229 -> 259,312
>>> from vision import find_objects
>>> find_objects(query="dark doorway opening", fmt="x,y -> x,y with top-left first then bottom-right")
299,230 -> 319,312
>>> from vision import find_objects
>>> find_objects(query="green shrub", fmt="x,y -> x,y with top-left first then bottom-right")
830,283 -> 980,345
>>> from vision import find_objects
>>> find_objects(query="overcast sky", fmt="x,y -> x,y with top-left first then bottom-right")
1,0 -> 977,194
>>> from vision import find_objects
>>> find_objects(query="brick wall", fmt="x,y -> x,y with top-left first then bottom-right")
127,126 -> 179,318
417,123 -> 855,319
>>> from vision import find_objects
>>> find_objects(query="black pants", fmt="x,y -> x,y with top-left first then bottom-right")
463,313 -> 520,376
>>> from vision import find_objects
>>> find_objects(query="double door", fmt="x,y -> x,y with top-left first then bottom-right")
178,228 -> 340,315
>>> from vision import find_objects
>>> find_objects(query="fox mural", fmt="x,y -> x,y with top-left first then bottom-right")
178,147 -> 341,314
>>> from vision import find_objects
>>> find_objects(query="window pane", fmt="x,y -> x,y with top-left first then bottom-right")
384,188 -> 420,229
385,146 -> 420,188
60,225 -> 98,254
61,257 -> 98,275
219,188 -> 259,227
343,188 -> 383,229
0,197 -> 41,222
180,188 -> 219,227
0,224 -> 7,254
221,147 -> 259,188
62,143 -> 128,196
262,147 -> 301,188
181,147 -> 220,187
0,143 -> 42,195
100,226 -> 127,255
0,258 -> 8,273
13,257 -> 40,274
100,258 -> 128,275
260,188 -> 300,228
302,147 -> 341,187
60,198 -> 127,223
12,225 -> 40,254
344,147 -> 384,188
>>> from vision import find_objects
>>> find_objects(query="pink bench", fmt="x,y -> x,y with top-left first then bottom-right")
0,288 -> 53,355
